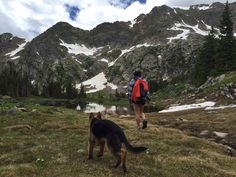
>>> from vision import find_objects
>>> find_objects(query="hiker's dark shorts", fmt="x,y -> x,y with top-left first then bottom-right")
132,98 -> 146,105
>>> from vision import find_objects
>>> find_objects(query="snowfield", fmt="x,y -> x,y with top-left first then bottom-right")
159,101 -> 216,113
167,20 -> 210,43
5,41 -> 27,59
205,105 -> 236,110
60,39 -> 97,55
108,43 -> 155,67
76,72 -> 118,93
159,102 -> 236,113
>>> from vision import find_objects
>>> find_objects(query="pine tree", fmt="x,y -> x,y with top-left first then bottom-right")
79,84 -> 86,98
194,27 -> 217,85
216,1 -> 235,73
65,76 -> 77,99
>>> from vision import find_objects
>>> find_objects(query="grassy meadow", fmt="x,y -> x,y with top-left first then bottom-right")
0,97 -> 236,177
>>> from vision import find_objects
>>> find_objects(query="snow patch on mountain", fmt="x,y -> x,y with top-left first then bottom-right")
167,23 -> 190,43
119,43 -> 153,57
100,58 -> 109,63
129,19 -> 137,28
173,6 -> 190,10
108,43 -> 154,67
76,72 -> 118,93
108,58 -> 120,67
198,5 -> 211,10
191,4 -> 211,10
60,39 -> 97,56
201,20 -> 212,30
5,41 -> 27,59
11,56 -> 20,60
167,20 -> 210,43
129,16 -> 143,28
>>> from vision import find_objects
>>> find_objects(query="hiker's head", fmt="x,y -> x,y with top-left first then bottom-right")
133,70 -> 142,77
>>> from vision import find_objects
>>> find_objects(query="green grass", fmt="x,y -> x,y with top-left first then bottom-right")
153,82 -> 187,99
0,98 -> 236,177
217,72 -> 236,86
204,72 -> 236,93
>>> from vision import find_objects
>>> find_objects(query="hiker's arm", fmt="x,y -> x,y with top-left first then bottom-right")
146,91 -> 151,103
127,79 -> 135,103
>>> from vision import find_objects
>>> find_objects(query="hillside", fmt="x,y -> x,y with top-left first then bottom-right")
0,97 -> 236,177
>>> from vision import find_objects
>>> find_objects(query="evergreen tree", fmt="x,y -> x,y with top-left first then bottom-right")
79,83 -> 86,98
0,62 -> 33,97
216,1 -> 235,73
149,80 -> 159,93
193,27 -> 217,85
65,76 -> 77,99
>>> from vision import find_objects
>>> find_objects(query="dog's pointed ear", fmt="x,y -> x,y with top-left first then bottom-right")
97,112 -> 102,120
89,113 -> 94,121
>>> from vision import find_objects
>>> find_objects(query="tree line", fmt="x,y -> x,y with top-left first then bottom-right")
0,61 -> 86,99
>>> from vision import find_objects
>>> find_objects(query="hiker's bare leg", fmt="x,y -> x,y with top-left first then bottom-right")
133,104 -> 141,128
140,105 -> 147,129
140,105 -> 145,121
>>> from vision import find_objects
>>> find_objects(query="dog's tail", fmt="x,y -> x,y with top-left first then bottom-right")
118,132 -> 147,153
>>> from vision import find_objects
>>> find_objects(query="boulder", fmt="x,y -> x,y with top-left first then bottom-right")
7,107 -> 18,116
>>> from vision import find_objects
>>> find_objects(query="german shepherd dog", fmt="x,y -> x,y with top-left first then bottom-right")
88,112 -> 147,172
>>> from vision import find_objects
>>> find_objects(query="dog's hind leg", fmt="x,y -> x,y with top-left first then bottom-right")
121,148 -> 127,172
97,140 -> 105,157
113,150 -> 127,172
114,153 -> 122,168
106,134 -> 122,169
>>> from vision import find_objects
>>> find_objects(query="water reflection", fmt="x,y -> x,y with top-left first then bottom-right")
76,102 -> 160,115
76,102 -> 130,114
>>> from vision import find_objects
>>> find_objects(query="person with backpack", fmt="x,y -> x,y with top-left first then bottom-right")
128,70 -> 150,129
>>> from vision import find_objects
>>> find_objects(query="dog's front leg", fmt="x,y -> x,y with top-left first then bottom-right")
88,137 -> 95,160
97,140 -> 105,157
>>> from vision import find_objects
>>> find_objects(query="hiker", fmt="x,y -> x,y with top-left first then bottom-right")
128,70 -> 150,129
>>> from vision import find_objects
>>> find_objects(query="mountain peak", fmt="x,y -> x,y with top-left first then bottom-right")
210,2 -> 224,8
0,33 -> 25,55
150,5 -> 173,14
53,21 -> 75,30
0,33 -> 13,38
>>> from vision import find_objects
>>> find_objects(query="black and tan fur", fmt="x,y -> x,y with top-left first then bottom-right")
88,112 -> 147,172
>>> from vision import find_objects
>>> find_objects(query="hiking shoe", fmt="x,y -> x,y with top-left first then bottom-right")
142,120 -> 147,129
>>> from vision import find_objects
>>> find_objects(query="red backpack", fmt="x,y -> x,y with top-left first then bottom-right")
131,79 -> 149,102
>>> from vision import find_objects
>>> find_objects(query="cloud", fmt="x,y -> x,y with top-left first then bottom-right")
0,0 -> 76,39
75,0 -> 166,29
108,0 -> 147,8
0,0 -> 235,39
0,10 -> 31,39
0,0 -> 166,38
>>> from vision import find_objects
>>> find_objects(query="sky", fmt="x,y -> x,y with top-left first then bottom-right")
0,0 -> 234,39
